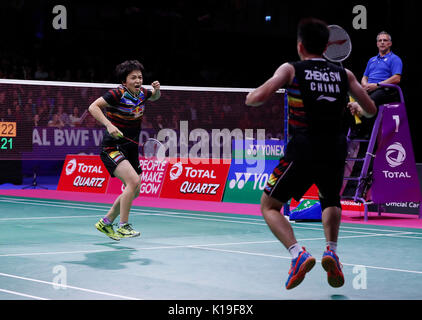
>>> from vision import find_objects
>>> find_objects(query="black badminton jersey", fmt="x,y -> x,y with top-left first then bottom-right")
285,58 -> 349,164
101,86 -> 152,147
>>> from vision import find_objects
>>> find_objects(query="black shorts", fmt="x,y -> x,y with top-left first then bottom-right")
100,142 -> 141,177
264,157 -> 345,210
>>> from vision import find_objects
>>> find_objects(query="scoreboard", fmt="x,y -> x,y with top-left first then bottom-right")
0,121 -> 32,157
0,122 -> 16,151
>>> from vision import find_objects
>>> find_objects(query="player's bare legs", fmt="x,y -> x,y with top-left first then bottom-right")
261,193 -> 315,289
95,160 -> 141,239
321,206 -> 341,244
260,193 -> 297,249
106,161 -> 140,222
112,160 -> 141,224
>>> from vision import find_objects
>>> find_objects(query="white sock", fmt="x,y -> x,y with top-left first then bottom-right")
327,241 -> 337,253
288,243 -> 302,259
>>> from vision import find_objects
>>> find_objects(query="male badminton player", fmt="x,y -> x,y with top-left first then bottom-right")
246,18 -> 376,289
88,60 -> 161,240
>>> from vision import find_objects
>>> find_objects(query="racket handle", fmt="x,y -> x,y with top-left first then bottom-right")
349,96 -> 361,124
354,114 -> 362,124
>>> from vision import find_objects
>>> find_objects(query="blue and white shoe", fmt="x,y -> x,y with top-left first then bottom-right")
321,246 -> 344,288
285,247 -> 316,290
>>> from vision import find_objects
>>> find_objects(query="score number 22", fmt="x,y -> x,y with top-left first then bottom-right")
0,122 -> 16,137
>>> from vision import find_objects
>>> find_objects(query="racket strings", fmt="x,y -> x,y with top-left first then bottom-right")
103,136 -> 164,159
143,140 -> 161,158
324,25 -> 351,62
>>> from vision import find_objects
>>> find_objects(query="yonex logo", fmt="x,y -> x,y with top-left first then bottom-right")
228,172 -> 269,190
385,142 -> 406,168
65,159 -> 77,175
169,162 -> 183,180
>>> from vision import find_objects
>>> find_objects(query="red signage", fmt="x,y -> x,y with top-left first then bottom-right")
57,155 -> 110,193
106,157 -> 169,197
290,184 -> 363,211
160,158 -> 231,201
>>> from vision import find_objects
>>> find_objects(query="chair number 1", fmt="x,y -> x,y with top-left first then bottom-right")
392,115 -> 400,133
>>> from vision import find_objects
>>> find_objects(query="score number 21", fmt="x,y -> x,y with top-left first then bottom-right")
0,137 -> 12,150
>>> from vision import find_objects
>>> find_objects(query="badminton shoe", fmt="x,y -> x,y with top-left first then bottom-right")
285,247 -> 316,290
95,218 -> 120,241
116,223 -> 141,238
321,246 -> 344,288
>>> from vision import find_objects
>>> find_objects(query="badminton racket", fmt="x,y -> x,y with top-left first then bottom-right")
323,25 -> 359,124
117,134 -> 166,160
323,24 -> 352,63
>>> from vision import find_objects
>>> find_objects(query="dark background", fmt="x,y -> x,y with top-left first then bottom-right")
0,0 -> 420,160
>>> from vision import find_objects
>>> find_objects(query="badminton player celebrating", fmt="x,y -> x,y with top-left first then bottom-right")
246,18 -> 376,289
88,60 -> 161,240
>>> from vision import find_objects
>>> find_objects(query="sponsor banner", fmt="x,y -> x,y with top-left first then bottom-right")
372,102 -> 422,203
23,127 -> 104,160
289,184 -> 319,208
57,155 -> 109,193
21,127 -> 159,160
340,200 -> 364,211
289,200 -> 322,221
223,156 -> 363,210
225,139 -> 285,204
368,163 -> 422,214
160,158 -> 231,201
232,139 -> 285,160
223,158 -> 279,204
106,157 -> 169,197
289,185 -> 363,211
372,201 -> 420,214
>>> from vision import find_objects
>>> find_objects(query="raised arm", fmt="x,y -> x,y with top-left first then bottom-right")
149,81 -> 161,101
245,63 -> 294,107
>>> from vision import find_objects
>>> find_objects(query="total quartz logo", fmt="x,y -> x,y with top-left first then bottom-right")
58,155 -> 110,193
65,158 -> 77,175
161,158 -> 231,201
382,142 -> 411,179
169,162 -> 183,180
385,142 -> 406,168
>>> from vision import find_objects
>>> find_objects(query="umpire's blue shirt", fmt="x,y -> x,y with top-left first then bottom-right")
363,51 -> 403,83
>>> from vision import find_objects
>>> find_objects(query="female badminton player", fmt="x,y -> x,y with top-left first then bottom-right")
88,60 -> 161,240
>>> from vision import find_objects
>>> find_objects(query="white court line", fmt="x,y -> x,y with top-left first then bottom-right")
1,197 -> 421,238
2,197 -> 421,288
0,198 -> 286,227
0,272 -> 140,300
0,196 -> 270,223
189,246 -> 422,275
0,197 -> 266,223
2,197 -> 421,239
0,198 -> 109,214
0,231 -> 414,258
0,196 -> 415,227
0,288 -> 48,300
0,200 -> 420,275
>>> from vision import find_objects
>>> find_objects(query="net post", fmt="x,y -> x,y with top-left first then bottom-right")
282,89 -> 290,216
